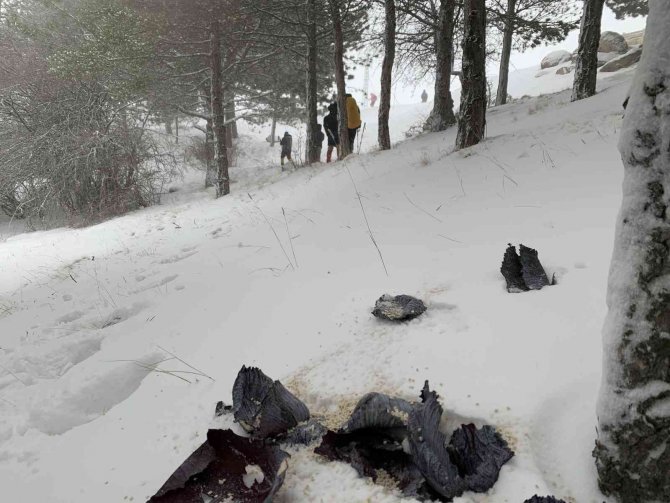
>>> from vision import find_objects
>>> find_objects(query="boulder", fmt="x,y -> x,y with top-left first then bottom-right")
597,51 -> 618,66
600,46 -> 643,73
555,66 -> 573,75
623,30 -> 644,47
599,31 -> 628,54
541,50 -> 571,69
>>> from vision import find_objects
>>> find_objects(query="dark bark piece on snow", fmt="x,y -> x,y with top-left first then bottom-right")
341,392 -> 412,432
500,244 -> 529,293
518,244 -> 550,290
372,294 -> 427,321
232,366 -> 310,438
149,429 -> 289,503
448,423 -> 514,492
407,382 -> 466,500
281,419 -> 327,446
523,497 -> 567,503
315,430 -> 429,497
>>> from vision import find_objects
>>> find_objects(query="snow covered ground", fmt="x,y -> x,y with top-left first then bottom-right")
0,68 -> 635,502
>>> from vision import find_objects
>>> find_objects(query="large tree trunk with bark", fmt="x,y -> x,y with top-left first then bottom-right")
571,0 -> 605,102
594,4 -> 670,502
455,0 -> 486,150
226,99 -> 238,139
331,0 -> 350,158
210,19 -> 229,197
427,0 -> 456,131
378,0 -> 395,151
305,0 -> 320,164
495,0 -> 515,106
202,84 -> 216,188
270,114 -> 277,147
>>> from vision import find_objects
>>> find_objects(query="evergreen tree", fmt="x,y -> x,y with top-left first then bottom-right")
571,0 -> 605,102
378,0 -> 396,151
489,0 -> 578,106
595,2 -> 670,501
607,0 -> 647,18
456,0 -> 486,149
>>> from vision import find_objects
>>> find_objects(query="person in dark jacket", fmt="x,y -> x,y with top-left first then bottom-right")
315,124 -> 325,162
421,89 -> 428,103
279,131 -> 292,169
323,102 -> 339,163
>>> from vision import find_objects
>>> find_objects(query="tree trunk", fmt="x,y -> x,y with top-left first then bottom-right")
378,0 -> 396,151
427,0 -> 456,131
571,0 -> 605,101
495,0 -> 515,106
226,99 -> 238,139
202,85 -> 216,188
305,0 -> 319,165
175,116 -> 179,144
456,0 -> 487,150
331,0 -> 350,158
595,4 -> 670,501
270,114 -> 277,147
210,19 -> 229,197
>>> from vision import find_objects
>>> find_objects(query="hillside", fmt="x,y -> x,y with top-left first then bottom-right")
0,69 -> 635,502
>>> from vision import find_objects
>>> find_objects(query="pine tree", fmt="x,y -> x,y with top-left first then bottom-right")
427,0 -> 457,131
378,0 -> 396,151
490,0 -> 578,106
607,0 -> 647,18
595,2 -> 670,501
571,0 -> 605,102
456,0 -> 486,149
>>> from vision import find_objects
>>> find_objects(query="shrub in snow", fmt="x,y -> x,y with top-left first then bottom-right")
148,429 -> 288,503
598,31 -> 628,54
372,294 -> 427,321
540,50 -> 571,69
500,244 -> 552,293
232,366 -> 310,438
315,381 -> 514,501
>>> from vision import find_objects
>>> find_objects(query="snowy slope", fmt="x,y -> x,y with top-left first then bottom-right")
0,71 -> 634,503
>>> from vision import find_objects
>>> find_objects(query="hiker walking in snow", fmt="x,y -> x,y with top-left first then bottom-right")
324,102 -> 339,162
421,89 -> 428,103
345,93 -> 362,150
315,124 -> 325,162
370,92 -> 378,107
279,131 -> 293,169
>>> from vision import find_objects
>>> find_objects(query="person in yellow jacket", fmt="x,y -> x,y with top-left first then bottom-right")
345,93 -> 361,150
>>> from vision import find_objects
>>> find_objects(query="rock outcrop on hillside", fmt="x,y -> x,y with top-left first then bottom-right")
541,50 -> 571,69
600,46 -> 643,73
599,31 -> 628,54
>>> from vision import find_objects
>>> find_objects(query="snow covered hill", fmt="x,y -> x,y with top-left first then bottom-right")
0,69 -> 634,502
